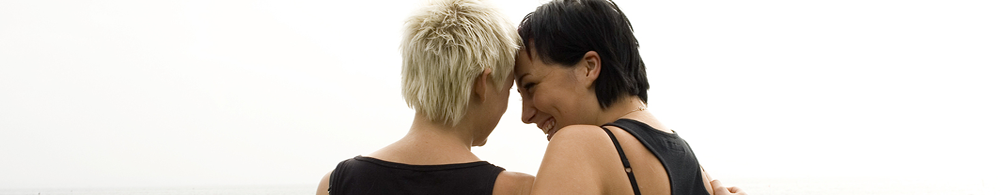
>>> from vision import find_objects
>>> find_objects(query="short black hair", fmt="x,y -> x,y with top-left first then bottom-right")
518,0 -> 649,109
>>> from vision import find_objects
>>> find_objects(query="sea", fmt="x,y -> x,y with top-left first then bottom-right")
0,186 -> 314,195
2,177 -> 1000,195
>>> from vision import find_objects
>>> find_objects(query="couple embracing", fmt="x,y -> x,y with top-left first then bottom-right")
318,0 -> 746,194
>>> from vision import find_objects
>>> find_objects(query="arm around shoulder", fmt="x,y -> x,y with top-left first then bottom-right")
316,170 -> 332,195
493,171 -> 535,195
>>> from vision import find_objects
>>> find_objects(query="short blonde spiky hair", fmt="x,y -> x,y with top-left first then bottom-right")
401,0 -> 520,126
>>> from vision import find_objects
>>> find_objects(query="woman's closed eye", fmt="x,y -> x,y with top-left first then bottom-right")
522,83 -> 536,90
517,82 -> 535,95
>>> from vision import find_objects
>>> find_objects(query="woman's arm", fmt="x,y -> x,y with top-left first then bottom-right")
315,171 -> 332,195
493,171 -> 536,195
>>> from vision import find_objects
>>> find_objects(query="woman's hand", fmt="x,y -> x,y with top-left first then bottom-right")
710,179 -> 747,195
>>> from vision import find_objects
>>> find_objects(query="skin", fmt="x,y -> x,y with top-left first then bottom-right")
316,69 -> 534,195
516,45 -> 743,195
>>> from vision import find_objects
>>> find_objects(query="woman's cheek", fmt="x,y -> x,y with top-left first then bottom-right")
535,91 -> 561,118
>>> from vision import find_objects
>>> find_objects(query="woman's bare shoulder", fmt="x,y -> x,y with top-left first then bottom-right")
531,125 -> 626,194
546,125 -> 620,156
545,124 -> 620,158
549,125 -> 609,144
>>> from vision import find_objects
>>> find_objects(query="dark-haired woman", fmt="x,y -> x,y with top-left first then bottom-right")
514,0 -> 746,194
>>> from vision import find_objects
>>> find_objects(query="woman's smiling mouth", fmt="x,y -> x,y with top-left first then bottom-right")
540,118 -> 556,140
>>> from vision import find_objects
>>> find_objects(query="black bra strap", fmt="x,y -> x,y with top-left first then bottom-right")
602,126 -> 642,195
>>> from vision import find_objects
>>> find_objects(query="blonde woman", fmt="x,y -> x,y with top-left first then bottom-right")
315,0 -> 533,194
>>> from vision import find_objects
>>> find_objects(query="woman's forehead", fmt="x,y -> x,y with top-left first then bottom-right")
514,49 -> 534,72
514,50 -> 536,84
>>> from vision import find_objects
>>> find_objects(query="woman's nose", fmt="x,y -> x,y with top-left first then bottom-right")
521,98 -> 536,124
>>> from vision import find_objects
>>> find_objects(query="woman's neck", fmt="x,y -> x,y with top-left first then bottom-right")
368,114 -> 481,165
594,96 -> 670,131
594,96 -> 648,126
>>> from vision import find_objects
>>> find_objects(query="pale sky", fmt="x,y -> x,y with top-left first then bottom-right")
1,0 -> 1001,189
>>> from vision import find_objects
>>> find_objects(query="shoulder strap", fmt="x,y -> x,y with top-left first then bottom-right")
601,126 -> 642,195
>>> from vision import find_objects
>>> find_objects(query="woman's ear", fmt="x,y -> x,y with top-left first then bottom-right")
473,68 -> 493,103
580,51 -> 601,86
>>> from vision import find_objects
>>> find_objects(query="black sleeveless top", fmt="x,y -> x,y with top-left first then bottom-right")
328,156 -> 504,195
602,119 -> 709,195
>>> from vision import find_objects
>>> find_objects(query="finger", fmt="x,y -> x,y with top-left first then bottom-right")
710,179 -> 722,188
729,186 -> 746,194
710,180 -> 728,194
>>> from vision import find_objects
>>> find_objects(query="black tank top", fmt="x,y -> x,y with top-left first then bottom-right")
603,119 -> 709,195
328,156 -> 504,195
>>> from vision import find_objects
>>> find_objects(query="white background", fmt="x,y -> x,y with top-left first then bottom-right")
2,0 -> 1001,189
